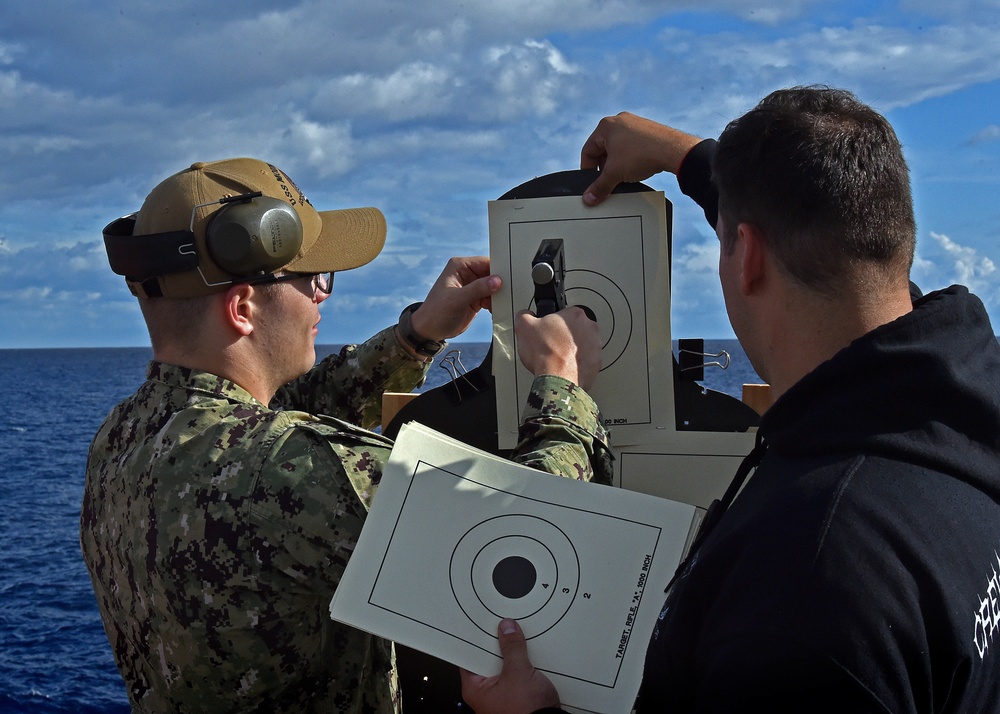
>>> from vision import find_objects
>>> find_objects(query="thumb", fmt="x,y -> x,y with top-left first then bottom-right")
582,170 -> 618,207
496,618 -> 531,673
515,309 -> 538,324
460,273 -> 502,309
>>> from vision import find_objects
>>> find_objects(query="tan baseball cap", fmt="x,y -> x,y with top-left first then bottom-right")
109,158 -> 386,298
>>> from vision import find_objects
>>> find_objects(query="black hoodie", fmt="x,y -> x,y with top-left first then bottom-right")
633,142 -> 1000,712
534,141 -> 1000,714
638,283 -> 1000,713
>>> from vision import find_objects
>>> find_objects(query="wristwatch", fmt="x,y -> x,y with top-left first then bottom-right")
396,302 -> 447,362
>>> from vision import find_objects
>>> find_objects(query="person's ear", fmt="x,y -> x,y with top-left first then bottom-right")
736,222 -> 767,296
221,283 -> 255,337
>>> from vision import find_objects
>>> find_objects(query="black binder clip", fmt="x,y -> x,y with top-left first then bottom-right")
438,350 -> 482,403
678,338 -> 730,382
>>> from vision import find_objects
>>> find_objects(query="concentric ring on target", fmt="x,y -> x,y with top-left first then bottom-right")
450,514 -> 580,639
565,269 -> 632,369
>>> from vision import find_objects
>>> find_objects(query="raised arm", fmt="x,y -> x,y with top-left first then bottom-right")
580,112 -> 703,206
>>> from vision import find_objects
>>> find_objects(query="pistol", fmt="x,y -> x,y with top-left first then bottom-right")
531,239 -> 567,316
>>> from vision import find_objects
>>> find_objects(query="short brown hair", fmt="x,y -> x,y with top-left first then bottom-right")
713,86 -> 915,294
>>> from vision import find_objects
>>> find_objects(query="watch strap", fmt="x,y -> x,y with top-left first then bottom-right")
396,302 -> 446,361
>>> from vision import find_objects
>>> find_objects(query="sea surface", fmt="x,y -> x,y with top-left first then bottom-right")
0,341 -> 757,713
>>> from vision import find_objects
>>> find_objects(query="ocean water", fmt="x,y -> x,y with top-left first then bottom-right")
0,341 -> 756,713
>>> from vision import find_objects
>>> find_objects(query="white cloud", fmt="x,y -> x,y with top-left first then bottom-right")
674,238 -> 719,275
0,41 -> 18,65
284,115 -> 356,178
911,254 -> 937,281
13,134 -> 85,154
930,231 -> 998,295
387,253 -> 427,270
912,231 -> 1000,312
481,40 -> 581,119
1,285 -> 52,301
3,0 -> 1000,345
967,124 -> 1000,145
805,24 -> 1000,108
643,21 -> 1000,123
315,62 -> 459,122
368,128 -> 504,157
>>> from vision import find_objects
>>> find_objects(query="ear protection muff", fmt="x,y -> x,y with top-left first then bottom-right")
205,193 -> 304,276
104,192 -> 306,286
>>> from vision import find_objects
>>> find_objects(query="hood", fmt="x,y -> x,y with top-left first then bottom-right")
760,285 -> 1000,496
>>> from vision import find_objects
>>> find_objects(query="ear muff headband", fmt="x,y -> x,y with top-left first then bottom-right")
103,216 -> 199,278
103,193 -> 305,282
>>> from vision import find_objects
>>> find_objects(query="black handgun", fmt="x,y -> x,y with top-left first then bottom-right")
531,239 -> 567,316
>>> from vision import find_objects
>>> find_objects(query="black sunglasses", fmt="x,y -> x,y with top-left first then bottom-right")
240,272 -> 333,294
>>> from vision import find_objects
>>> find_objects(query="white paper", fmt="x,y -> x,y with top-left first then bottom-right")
330,422 -> 699,714
613,431 -> 758,509
488,192 -> 674,449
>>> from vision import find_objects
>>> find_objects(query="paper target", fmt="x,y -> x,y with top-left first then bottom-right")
353,454 -> 682,685
489,192 -> 675,448
450,514 -> 580,638
329,424 -> 701,713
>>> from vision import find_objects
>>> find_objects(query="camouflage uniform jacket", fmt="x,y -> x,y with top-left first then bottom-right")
81,326 -> 612,713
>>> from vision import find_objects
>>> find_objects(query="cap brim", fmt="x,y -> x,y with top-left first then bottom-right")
285,206 -> 386,273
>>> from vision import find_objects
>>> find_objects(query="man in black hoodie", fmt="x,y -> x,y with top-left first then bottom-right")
462,86 -> 1000,712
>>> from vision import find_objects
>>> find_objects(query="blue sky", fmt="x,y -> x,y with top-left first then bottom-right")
1,0 -> 998,348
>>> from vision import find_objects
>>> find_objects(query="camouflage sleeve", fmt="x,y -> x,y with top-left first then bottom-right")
513,375 -> 614,485
249,424 -> 393,591
272,326 -> 431,431
244,424 -> 401,712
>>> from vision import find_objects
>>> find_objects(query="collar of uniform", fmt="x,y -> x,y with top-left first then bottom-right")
146,360 -> 264,405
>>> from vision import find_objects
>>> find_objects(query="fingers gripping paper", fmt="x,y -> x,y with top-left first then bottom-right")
330,422 -> 700,714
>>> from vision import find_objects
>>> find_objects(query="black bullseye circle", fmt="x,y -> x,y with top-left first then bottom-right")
450,514 -> 580,638
492,556 -> 537,599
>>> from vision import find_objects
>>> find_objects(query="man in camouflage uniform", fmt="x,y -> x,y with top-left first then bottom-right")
81,158 -> 612,713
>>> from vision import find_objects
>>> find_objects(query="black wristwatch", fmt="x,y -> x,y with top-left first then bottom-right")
396,302 -> 447,361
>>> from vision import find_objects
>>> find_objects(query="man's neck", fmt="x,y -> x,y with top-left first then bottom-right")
762,282 -> 913,402
153,342 -> 277,405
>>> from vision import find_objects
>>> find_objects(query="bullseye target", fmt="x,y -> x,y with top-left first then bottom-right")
329,423 -> 701,714
565,269 -> 632,369
489,191 -> 674,448
524,268 -> 633,370
449,514 -> 580,639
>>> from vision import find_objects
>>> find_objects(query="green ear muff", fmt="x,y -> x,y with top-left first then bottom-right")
206,195 -> 303,276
